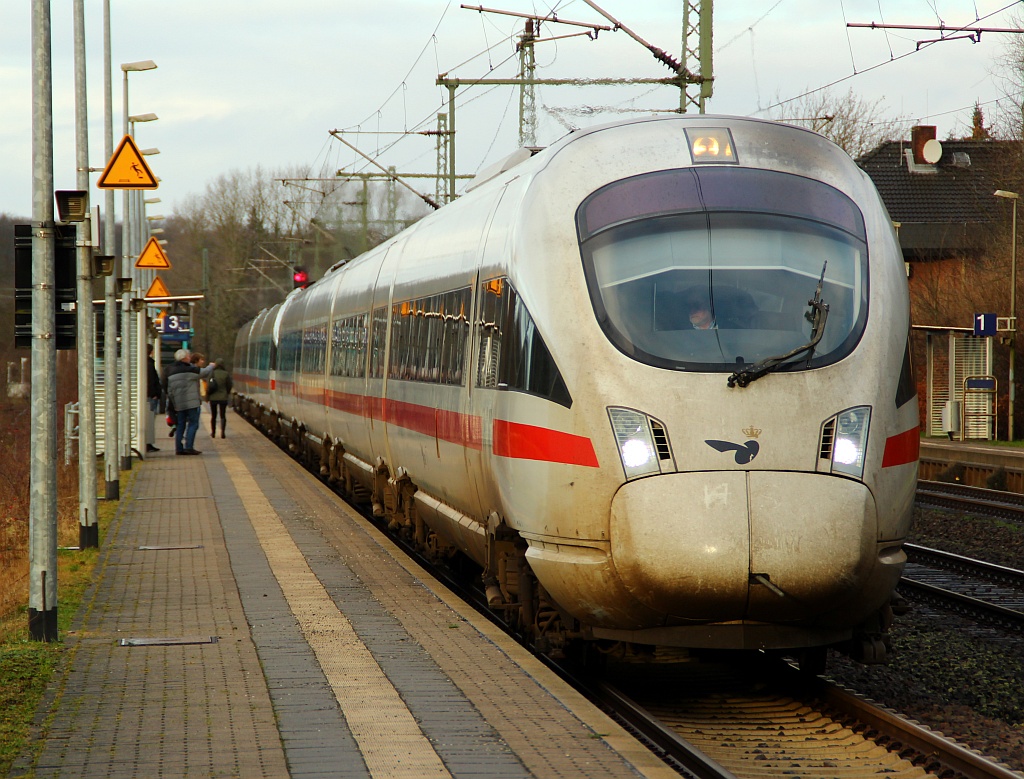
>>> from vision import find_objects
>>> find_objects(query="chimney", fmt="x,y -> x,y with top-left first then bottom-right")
910,125 -> 937,165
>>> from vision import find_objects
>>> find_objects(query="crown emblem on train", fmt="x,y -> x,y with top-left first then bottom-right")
742,425 -> 762,439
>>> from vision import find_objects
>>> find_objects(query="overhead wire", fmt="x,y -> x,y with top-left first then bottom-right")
717,0 -> 786,52
758,0 -> 1020,115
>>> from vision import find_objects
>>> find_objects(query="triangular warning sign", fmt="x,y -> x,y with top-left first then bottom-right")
145,276 -> 171,299
136,237 -> 171,269
97,135 -> 159,189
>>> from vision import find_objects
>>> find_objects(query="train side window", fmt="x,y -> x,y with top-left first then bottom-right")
476,279 -> 504,388
330,313 -> 368,378
351,314 -> 368,378
476,277 -> 572,407
369,307 -> 388,379
279,329 -> 298,374
388,290 -> 472,385
302,323 -> 327,376
440,288 -> 471,385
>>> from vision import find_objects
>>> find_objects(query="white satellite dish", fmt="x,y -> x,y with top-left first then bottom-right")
922,138 -> 943,164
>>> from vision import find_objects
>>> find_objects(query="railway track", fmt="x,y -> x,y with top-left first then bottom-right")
902,544 -> 1024,628
916,479 -> 1024,520
577,656 -> 1024,779
909,481 -> 1024,628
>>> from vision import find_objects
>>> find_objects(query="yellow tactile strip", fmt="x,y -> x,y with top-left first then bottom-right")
232,421 -> 676,779
221,451 -> 452,779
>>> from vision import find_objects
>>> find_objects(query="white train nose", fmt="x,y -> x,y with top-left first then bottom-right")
609,472 -> 878,623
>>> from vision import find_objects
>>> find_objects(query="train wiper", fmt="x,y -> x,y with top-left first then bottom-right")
727,262 -> 830,388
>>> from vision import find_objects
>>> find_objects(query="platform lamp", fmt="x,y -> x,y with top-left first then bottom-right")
995,189 -> 1018,441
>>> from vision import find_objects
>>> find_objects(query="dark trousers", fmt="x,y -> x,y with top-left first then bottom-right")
210,401 -> 228,434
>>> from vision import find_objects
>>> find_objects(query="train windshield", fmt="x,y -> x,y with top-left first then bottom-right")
576,167 -> 868,373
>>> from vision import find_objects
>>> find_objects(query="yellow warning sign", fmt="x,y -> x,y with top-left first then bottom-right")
97,135 -> 159,190
135,237 -> 171,269
145,276 -> 170,299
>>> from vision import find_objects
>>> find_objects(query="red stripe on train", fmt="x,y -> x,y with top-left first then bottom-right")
881,427 -> 920,468
493,419 -> 600,467
250,383 -> 595,466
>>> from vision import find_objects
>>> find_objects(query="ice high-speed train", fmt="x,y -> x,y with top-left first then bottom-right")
234,116 -> 919,668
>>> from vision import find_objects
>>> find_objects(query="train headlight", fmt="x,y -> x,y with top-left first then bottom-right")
609,407 -> 662,480
827,406 -> 871,479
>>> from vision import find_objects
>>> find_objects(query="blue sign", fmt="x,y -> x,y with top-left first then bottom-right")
966,377 -> 996,391
159,312 -> 189,335
974,312 -> 997,337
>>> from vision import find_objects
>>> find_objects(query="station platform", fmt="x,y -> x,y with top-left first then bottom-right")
12,416 -> 675,778
921,436 -> 1024,465
919,436 -> 1024,490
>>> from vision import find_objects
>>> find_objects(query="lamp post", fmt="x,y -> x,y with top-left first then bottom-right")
119,61 -> 157,469
130,141 -> 159,459
995,189 -> 1018,441
71,0 -> 98,547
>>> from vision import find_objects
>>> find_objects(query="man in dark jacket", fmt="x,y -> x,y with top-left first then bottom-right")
162,349 -> 215,455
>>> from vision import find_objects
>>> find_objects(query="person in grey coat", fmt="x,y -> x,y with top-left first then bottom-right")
162,349 -> 215,455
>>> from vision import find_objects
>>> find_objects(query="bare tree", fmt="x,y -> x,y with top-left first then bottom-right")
767,87 -> 905,159
992,11 -> 1024,140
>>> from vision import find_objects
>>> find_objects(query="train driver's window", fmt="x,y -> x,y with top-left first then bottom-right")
577,166 -> 868,373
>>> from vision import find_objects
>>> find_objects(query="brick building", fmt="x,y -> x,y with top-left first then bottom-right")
858,127 -> 1023,437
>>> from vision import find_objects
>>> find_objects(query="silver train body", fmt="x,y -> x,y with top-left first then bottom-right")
234,116 -> 919,661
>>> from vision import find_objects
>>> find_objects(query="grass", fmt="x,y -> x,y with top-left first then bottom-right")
0,487 -> 120,777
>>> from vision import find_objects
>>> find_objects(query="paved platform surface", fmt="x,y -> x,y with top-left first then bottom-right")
11,414 -> 675,778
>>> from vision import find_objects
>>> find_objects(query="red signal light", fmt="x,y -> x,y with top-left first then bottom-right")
292,267 -> 309,289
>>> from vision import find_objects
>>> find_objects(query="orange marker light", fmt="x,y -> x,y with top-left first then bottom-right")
684,128 -> 738,164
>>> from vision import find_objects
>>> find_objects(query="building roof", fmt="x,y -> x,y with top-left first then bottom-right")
857,138 -> 1021,256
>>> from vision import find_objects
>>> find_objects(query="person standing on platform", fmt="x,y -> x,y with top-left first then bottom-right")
207,359 -> 233,438
145,343 -> 162,453
162,349 -> 215,455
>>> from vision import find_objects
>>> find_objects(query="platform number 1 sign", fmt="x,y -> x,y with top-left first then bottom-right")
974,313 -> 997,337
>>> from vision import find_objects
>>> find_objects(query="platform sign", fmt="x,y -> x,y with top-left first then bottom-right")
145,276 -> 170,299
97,135 -> 158,190
965,376 -> 997,391
974,312 -> 997,337
158,310 -> 190,338
135,236 -> 171,269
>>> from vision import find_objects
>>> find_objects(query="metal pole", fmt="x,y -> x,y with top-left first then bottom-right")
102,0 -> 118,500
120,73 -> 132,470
447,83 -> 456,203
1011,199 -> 1017,441
133,159 -> 148,459
73,0 -> 98,547
30,0 -> 58,641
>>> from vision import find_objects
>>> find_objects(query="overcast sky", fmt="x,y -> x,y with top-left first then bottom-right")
0,0 -> 1018,220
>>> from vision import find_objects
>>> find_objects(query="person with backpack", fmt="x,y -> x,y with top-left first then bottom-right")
206,359 -> 233,438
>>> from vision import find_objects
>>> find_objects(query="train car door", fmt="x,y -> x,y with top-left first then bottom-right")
365,244 -> 401,472
464,183 -> 519,519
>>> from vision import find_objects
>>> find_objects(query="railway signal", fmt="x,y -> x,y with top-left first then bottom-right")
293,267 -> 310,289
